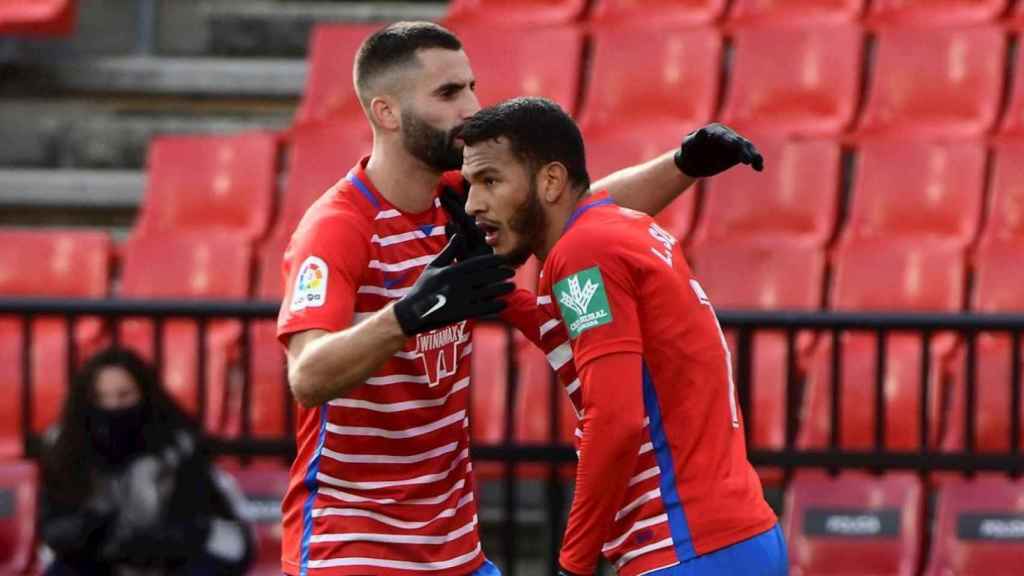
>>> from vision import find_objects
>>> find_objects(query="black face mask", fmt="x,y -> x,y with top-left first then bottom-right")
89,404 -> 146,467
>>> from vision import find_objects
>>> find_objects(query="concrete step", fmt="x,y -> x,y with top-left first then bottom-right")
0,169 -> 144,210
0,100 -> 293,169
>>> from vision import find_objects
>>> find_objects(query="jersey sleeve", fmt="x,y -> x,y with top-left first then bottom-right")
549,233 -> 643,369
276,211 -> 370,346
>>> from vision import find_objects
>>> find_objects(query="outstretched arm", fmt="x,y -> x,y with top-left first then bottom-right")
595,123 -> 765,217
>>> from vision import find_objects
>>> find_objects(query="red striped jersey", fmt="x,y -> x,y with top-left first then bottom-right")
534,192 -> 778,576
277,160 -> 482,576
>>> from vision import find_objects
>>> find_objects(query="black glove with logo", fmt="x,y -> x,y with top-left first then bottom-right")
439,184 -> 493,260
393,234 -> 514,336
674,122 -> 765,178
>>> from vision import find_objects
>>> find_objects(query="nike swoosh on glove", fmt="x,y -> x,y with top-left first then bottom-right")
674,122 -> 765,178
393,234 -> 515,336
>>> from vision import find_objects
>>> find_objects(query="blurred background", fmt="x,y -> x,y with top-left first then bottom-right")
0,0 -> 1023,574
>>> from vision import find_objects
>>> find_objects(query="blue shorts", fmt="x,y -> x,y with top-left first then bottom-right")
471,559 -> 501,576
647,524 -> 788,576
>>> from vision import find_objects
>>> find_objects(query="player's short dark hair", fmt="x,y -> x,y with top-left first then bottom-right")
354,22 -> 462,98
458,97 -> 591,194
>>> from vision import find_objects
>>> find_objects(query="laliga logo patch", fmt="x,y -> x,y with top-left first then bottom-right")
414,321 -> 468,387
290,256 -> 328,312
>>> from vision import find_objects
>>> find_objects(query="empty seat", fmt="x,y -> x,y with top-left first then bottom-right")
118,233 -> 252,434
295,23 -> 381,126
0,229 -> 111,457
784,472 -> 923,576
136,132 -> 279,242
868,0 -> 1008,26
579,27 -> 721,138
469,323 -> 510,480
727,0 -> 865,25
274,119 -> 371,242
222,462 -> 289,576
998,54 -> 1024,137
692,138 -> 841,244
0,0 -> 75,36
452,25 -> 583,113
923,477 -> 1024,576
981,141 -> 1024,241
443,0 -> 586,26
855,27 -> 1006,139
719,25 -> 863,137
0,461 -> 37,574
842,140 -> 986,247
1011,1 -> 1024,29
941,237 -> 1024,454
589,0 -> 727,27
798,239 -> 964,452
690,238 -> 826,482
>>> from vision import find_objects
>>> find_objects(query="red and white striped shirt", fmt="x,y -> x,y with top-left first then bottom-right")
276,159 -> 568,575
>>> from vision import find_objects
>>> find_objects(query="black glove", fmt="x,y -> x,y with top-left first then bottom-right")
674,122 -> 764,178
393,234 -> 514,336
440,184 -> 492,260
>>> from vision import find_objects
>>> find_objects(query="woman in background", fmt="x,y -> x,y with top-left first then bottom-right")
39,347 -> 253,575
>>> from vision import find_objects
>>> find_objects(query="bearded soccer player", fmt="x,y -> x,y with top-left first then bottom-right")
277,21 -> 765,576
457,97 -> 785,576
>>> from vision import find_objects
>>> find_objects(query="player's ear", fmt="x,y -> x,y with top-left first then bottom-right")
539,162 -> 570,204
370,95 -> 400,132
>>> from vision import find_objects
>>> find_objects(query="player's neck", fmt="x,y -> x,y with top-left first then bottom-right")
365,142 -> 441,214
535,200 -> 576,262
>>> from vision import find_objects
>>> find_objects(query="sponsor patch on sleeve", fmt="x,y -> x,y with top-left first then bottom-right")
289,256 -> 328,312
555,266 -> 613,338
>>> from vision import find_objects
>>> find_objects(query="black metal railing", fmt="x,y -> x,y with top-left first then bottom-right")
3,297 -> 1024,575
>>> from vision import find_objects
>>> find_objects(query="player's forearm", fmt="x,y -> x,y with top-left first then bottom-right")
560,353 -> 646,574
289,304 -> 407,407
594,150 -> 696,217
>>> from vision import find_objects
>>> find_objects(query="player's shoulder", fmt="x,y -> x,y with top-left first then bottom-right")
291,179 -> 374,247
560,203 -> 651,254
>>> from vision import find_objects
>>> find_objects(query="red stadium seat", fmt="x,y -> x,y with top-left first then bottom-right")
690,238 -> 825,483
118,233 -> 252,434
0,0 -> 75,36
784,472 -> 923,576
999,54 -> 1024,137
579,27 -> 721,137
0,230 -> 110,457
295,24 -> 380,126
941,237 -> 1024,454
589,0 -> 728,27
798,239 -> 964,452
727,0 -> 865,25
854,27 -> 1006,140
1011,0 -> 1024,29
868,0 -> 1008,26
222,463 -> 289,576
923,477 -> 1024,576
842,140 -> 986,246
273,119 -> 371,242
469,324 -> 509,480
981,141 -> 1024,241
0,461 -> 37,574
719,25 -> 863,137
444,0 -> 586,26
692,138 -> 841,244
136,132 -> 279,242
451,25 -> 583,113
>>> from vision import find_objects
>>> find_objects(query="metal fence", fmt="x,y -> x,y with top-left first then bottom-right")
2,297 -> 1024,574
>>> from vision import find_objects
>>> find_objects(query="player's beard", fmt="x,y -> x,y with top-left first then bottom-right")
504,178 -> 545,268
401,108 -> 463,172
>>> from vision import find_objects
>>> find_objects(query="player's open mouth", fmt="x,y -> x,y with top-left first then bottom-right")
476,221 -> 500,246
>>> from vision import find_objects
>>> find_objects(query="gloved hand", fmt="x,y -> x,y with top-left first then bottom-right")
393,234 -> 514,336
439,184 -> 492,260
674,123 -> 764,178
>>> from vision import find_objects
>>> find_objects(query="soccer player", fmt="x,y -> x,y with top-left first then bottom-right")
457,97 -> 785,576
277,22 -> 765,576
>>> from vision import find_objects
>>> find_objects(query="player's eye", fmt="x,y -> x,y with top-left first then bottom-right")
483,177 -> 497,187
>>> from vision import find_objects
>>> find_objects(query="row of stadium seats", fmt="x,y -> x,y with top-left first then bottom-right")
0,132 -> 1021,458
0,0 -> 75,37
2,460 -> 1021,575
444,0 -> 1024,28
299,23 -> 1024,146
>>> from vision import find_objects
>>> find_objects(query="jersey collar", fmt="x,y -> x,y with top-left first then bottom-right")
563,190 -> 615,233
